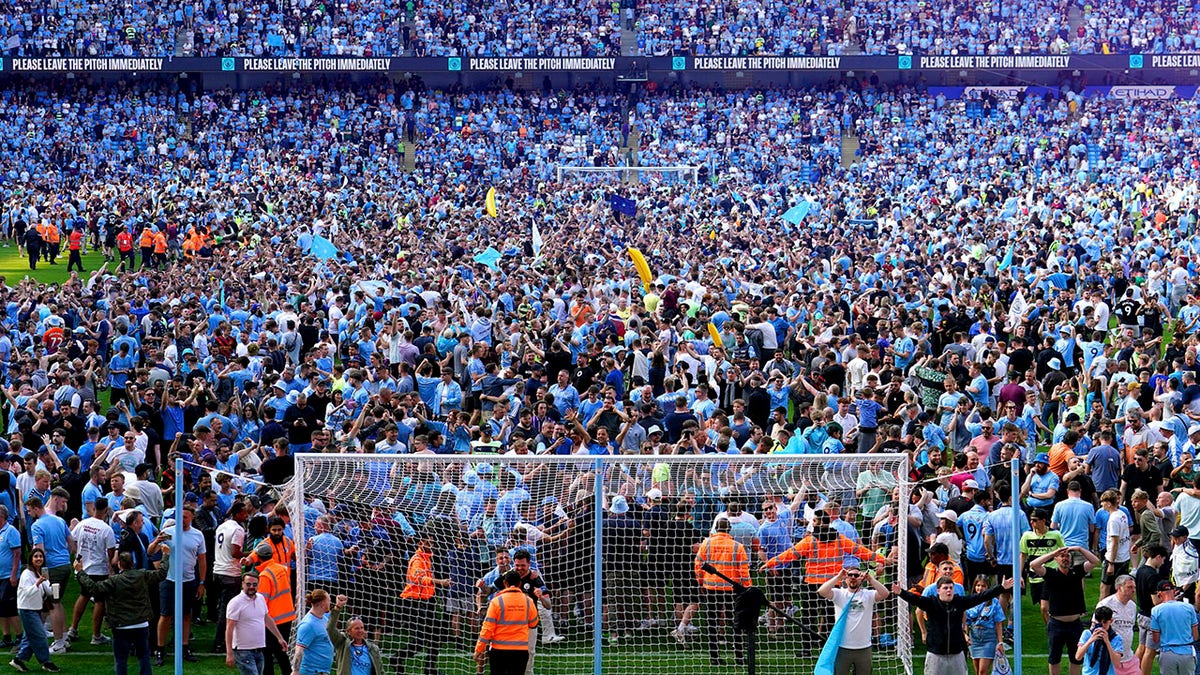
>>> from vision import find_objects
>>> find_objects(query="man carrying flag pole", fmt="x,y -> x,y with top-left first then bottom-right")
815,560 -> 892,675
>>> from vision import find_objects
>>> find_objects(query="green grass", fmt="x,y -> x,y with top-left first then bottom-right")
0,244 -> 88,287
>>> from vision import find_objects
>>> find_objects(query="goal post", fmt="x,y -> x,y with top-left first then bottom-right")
290,452 -> 911,675
555,165 -> 700,186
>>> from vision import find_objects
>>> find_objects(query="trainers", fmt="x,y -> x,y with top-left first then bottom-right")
64,630 -> 78,643
46,644 -> 65,656
542,635 -> 565,645
90,634 -> 112,645
683,624 -> 700,634
153,651 -> 164,667
8,660 -> 26,673
38,665 -> 57,674
637,619 -> 654,631
670,628 -> 687,646
182,649 -> 199,663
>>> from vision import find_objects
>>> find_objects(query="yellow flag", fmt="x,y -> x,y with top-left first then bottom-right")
628,247 -> 653,291
486,187 -> 498,218
707,322 -> 723,348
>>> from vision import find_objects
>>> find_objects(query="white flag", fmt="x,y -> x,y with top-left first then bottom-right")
532,221 -> 543,257
1006,289 -> 1028,333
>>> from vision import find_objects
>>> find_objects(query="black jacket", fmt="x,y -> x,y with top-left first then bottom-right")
898,583 -> 1006,655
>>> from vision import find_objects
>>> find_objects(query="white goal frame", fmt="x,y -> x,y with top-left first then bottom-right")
290,452 -> 912,675
555,165 -> 700,185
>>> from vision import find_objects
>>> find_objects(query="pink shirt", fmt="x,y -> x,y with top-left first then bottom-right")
226,592 -> 269,650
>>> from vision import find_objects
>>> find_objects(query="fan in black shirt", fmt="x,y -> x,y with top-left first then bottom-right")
1030,546 -> 1100,675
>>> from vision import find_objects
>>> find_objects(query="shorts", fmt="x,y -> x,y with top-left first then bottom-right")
0,579 -> 16,618
671,573 -> 699,606
1102,560 -> 1131,585
47,565 -> 71,603
1137,614 -> 1152,647
1028,580 -> 1046,604
963,557 -> 989,585
159,580 -> 199,617
1047,617 -> 1084,665
83,574 -> 108,602
445,596 -> 473,614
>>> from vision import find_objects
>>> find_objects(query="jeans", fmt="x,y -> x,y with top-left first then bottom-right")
234,649 -> 265,675
113,626 -> 153,675
16,609 -> 50,665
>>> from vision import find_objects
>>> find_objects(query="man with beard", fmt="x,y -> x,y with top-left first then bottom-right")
1021,453 -> 1060,511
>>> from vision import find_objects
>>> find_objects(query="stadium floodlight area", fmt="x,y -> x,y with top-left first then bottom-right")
289,453 -> 912,675
556,165 -> 700,186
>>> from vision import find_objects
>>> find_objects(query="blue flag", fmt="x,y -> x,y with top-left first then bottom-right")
310,235 -> 339,260
814,594 -> 853,675
998,244 -> 1014,271
473,247 -> 502,270
781,200 -> 811,226
609,194 -> 637,218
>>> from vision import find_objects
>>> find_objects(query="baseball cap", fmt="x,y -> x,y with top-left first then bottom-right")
646,488 -> 663,501
936,510 -> 957,523
962,480 -> 980,490
1158,580 -> 1180,593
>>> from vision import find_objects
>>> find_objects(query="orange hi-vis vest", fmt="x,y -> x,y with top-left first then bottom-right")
255,560 -> 296,625
44,225 -> 59,244
694,531 -> 751,592
400,548 -> 436,600
475,586 -> 538,654
247,536 -> 295,570
764,533 -> 887,584
68,231 -> 83,251
139,229 -> 154,248
153,231 -> 168,254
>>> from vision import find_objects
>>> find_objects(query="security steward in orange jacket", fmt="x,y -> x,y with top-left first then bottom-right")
139,227 -> 155,269
394,532 -> 449,675
694,517 -> 751,666
249,544 -> 295,675
67,227 -> 85,273
475,570 -> 539,675
152,229 -> 168,268
42,222 -> 60,263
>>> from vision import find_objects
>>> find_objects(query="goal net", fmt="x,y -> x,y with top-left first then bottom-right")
556,165 -> 700,186
290,453 -> 911,675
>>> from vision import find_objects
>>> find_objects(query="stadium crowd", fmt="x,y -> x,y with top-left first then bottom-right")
0,72 -> 1199,675
0,0 -> 1196,57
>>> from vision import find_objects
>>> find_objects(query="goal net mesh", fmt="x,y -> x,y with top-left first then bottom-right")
556,165 -> 700,186
289,453 -> 912,675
